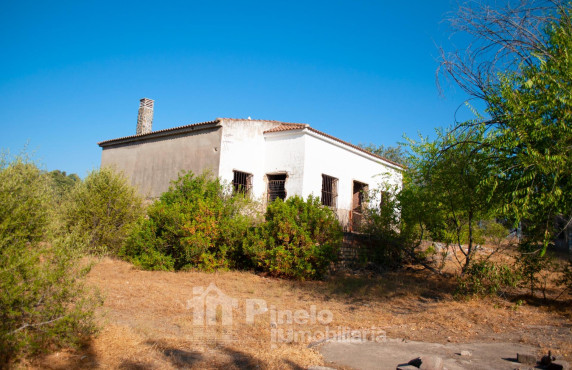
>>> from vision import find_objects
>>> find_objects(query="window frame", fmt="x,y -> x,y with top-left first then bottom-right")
267,173 -> 287,203
232,170 -> 253,195
321,174 -> 338,209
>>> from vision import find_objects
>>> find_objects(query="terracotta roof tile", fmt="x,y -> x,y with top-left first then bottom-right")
219,118 -> 309,126
263,123 -> 308,133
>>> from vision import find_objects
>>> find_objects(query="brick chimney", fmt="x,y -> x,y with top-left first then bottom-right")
136,98 -> 154,135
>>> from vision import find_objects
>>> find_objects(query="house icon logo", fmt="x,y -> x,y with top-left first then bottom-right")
187,283 -> 238,326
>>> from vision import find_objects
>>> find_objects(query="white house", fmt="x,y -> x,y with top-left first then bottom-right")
98,98 -> 404,230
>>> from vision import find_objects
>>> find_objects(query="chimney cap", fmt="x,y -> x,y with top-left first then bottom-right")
140,97 -> 154,108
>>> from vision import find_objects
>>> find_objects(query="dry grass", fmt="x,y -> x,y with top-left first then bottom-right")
29,255 -> 571,369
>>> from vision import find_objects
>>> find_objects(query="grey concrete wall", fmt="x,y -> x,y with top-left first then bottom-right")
101,127 -> 222,198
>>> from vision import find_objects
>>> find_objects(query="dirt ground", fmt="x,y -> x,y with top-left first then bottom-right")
30,256 -> 571,369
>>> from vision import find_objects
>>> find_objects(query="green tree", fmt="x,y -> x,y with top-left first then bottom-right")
49,170 -> 80,199
0,154 -> 99,365
440,1 -> 572,255
404,127 -> 505,273
358,143 -> 407,165
60,167 -> 144,255
485,13 -> 572,253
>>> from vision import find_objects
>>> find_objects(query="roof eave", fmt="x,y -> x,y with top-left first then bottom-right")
264,127 -> 405,170
98,119 -> 221,147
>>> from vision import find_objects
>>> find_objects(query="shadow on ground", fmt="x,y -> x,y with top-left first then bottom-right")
31,336 -> 311,369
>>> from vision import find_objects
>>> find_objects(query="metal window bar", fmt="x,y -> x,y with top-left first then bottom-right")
267,174 -> 286,202
321,174 -> 338,208
233,171 -> 252,194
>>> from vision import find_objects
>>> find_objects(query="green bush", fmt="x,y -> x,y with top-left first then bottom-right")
456,260 -> 520,297
244,196 -> 342,280
0,159 -> 50,247
360,190 -> 406,269
49,170 -> 80,200
0,155 -> 99,365
517,241 -> 555,298
121,171 -> 255,271
60,167 -> 144,255
557,261 -> 572,298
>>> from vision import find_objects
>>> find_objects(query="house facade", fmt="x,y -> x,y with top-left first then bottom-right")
98,98 -> 404,229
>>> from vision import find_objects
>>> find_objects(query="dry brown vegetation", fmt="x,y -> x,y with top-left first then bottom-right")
29,255 -> 571,369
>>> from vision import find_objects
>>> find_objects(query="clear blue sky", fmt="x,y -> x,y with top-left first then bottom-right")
1,0 -> 473,176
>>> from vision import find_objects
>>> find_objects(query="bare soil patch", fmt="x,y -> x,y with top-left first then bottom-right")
29,257 -> 571,369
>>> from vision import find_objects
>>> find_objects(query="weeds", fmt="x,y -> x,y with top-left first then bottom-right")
456,260 -> 520,297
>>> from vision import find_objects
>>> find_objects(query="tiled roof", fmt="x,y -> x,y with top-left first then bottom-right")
219,117 -> 308,126
98,118 -> 312,146
264,123 -> 308,133
97,119 -> 220,146
264,124 -> 404,169
98,117 -> 404,169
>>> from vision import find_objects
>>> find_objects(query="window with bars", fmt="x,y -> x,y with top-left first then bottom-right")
232,170 -> 252,194
267,174 -> 286,203
321,174 -> 338,208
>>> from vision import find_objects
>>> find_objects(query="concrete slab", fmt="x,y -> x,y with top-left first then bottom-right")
318,338 -> 540,370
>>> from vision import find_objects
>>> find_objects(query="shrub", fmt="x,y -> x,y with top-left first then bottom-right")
121,219 -> 175,271
517,241 -> 555,298
456,260 -> 520,297
60,167 -> 144,255
49,170 -> 80,200
360,189 -> 405,269
557,261 -> 572,299
0,158 -> 50,247
0,155 -> 99,366
244,196 -> 342,280
121,171 -> 255,271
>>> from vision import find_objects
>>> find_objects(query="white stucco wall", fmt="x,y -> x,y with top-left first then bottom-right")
220,121 -> 403,226
217,119 -> 283,200
264,128 -> 403,226
302,130 -> 402,204
263,131 -> 306,201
